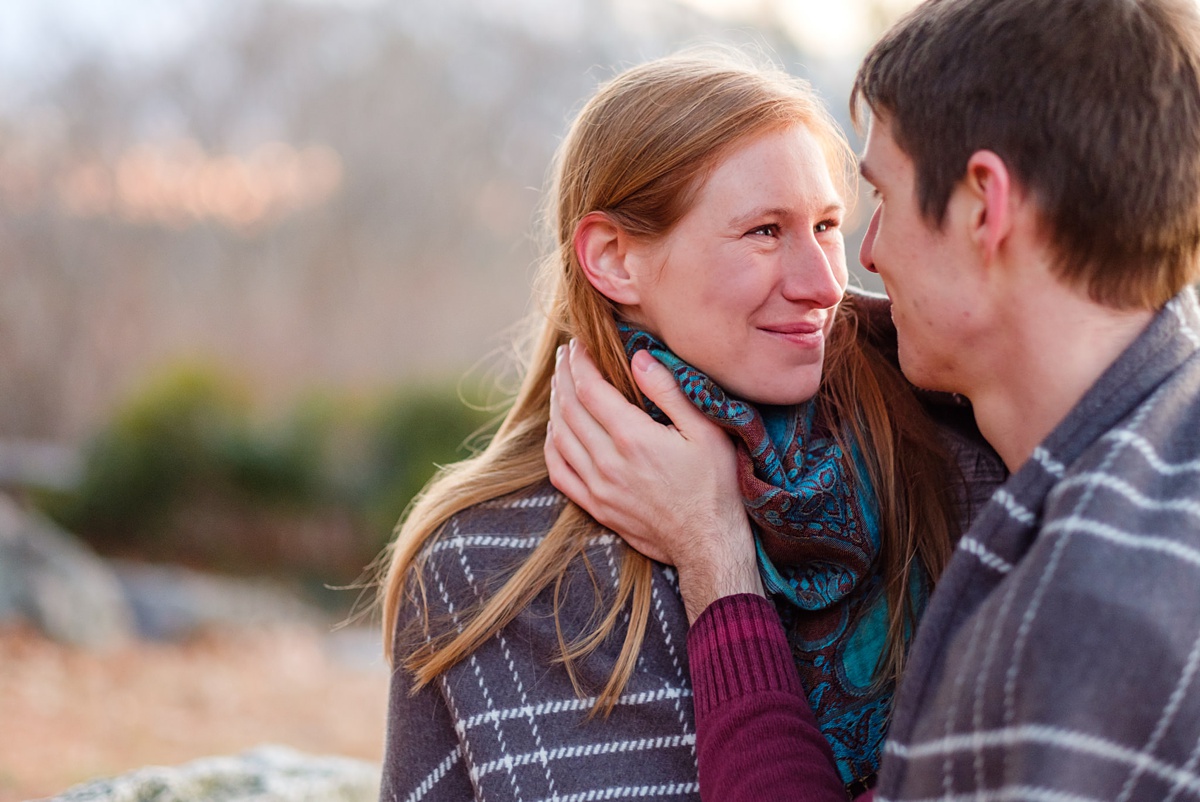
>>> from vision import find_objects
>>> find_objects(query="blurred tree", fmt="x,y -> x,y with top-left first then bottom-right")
0,0 -> 805,442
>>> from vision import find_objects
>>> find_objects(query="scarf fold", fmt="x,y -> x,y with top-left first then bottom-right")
619,324 -> 881,608
619,323 -> 920,787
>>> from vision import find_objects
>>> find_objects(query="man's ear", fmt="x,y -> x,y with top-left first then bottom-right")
962,150 -> 1013,264
574,211 -> 642,305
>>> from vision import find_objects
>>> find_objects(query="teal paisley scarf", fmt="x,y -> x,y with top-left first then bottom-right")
619,323 -> 928,787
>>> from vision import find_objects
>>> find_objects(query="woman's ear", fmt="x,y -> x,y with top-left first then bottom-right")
573,211 -> 642,305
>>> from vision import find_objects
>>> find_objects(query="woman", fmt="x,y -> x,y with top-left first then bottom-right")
379,49 -> 1001,802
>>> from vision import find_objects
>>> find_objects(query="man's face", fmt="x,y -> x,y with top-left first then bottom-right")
858,117 -> 981,392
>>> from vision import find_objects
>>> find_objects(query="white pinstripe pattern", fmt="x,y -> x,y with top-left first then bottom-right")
649,578 -> 697,763
425,560 -> 485,800
974,532 -> 1029,786
474,735 -> 697,779
431,550 -> 523,801
957,537 -> 1013,574
1168,291 -> 1200,349
454,525 -> 559,799
878,787 -> 1105,802
531,782 -> 701,802
1102,430 -> 1200,475
1117,625 -> 1200,801
430,533 -> 618,554
430,534 -> 544,553
389,486 -> 700,802
403,750 -> 463,802
999,396 -> 1142,751
463,687 -> 693,730
885,724 -> 1200,794
994,489 -> 1036,526
940,578 -> 991,797
1164,710 -> 1200,802
1052,472 -> 1200,521
479,493 -> 564,510
1042,516 -> 1200,569
1032,446 -> 1066,478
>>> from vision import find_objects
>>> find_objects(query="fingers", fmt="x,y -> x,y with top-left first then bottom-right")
548,343 -> 614,483
543,415 -> 593,510
567,341 -> 664,451
628,351 -> 709,435
629,350 -> 730,451
546,341 -> 666,542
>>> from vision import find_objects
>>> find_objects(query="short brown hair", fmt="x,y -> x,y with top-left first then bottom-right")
852,0 -> 1200,309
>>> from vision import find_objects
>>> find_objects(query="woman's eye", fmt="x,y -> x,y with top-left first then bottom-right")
748,224 -> 779,237
814,219 -> 840,234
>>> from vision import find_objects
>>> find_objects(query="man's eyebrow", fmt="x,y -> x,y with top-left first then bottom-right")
858,161 -> 877,186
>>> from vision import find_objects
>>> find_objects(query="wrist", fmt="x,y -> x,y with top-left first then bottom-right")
677,546 -> 764,624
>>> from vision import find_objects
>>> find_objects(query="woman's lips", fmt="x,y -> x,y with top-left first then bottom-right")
759,320 -> 826,347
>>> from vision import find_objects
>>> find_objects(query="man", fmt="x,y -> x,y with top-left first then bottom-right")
544,0 -> 1200,798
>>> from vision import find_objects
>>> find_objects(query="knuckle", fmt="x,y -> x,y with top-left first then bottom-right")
592,452 -> 626,484
573,377 -> 597,409
608,428 -> 638,456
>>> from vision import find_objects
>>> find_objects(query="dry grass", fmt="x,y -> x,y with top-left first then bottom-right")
0,622 -> 390,801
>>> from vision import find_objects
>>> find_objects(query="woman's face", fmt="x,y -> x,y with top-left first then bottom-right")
622,124 -> 848,406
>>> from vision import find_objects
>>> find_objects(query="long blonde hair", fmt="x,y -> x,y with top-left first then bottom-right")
380,49 -> 959,714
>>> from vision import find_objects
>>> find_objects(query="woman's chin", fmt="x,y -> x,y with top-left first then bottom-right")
728,375 -> 823,407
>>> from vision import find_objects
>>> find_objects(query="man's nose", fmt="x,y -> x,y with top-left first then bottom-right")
859,204 -> 881,274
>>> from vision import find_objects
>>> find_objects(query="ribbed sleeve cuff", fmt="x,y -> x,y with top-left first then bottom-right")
687,593 -> 803,717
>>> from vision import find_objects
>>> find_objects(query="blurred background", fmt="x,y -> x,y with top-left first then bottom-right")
0,0 -> 919,798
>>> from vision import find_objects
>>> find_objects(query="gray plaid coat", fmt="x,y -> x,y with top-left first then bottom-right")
379,492 -> 703,802
880,288 -> 1200,801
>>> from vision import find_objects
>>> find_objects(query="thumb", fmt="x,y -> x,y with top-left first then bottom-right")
630,350 -> 708,432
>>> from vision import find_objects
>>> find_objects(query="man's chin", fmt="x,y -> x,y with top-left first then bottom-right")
896,348 -> 956,395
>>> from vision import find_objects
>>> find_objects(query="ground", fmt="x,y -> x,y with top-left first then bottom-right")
0,622 -> 391,801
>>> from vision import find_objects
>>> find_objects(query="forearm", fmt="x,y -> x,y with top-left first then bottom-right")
675,525 -> 765,623
688,594 -> 869,802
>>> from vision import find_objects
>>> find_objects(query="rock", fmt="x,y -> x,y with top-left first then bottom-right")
44,746 -> 381,802
109,560 -> 326,641
0,494 -> 133,648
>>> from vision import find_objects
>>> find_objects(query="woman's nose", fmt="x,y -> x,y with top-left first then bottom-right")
781,236 -> 846,309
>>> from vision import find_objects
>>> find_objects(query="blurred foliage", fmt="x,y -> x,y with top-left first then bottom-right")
357,387 -> 499,539
39,364 -> 496,580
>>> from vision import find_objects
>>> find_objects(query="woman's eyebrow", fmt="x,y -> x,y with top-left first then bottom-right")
730,206 -> 790,227
729,200 -> 845,228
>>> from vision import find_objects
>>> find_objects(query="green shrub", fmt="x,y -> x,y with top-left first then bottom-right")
357,385 -> 497,547
42,363 -> 500,578
52,366 -> 253,544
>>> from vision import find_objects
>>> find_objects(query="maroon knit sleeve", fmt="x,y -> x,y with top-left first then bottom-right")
687,594 -> 874,802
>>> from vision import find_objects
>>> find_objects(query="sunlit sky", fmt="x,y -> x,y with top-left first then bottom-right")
0,0 -> 924,70
676,0 -> 923,58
